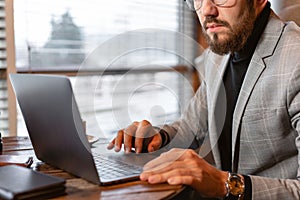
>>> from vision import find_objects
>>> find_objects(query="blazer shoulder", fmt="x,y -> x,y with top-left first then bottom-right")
282,21 -> 300,40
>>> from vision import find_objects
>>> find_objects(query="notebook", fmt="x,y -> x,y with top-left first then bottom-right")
0,165 -> 65,200
9,74 -> 156,185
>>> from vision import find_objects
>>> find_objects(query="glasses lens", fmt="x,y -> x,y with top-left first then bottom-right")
185,0 -> 230,11
213,0 -> 228,6
194,0 -> 202,10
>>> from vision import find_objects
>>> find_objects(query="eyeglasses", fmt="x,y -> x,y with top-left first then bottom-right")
185,0 -> 232,11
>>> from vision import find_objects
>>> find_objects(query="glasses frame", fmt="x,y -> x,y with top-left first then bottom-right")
185,0 -> 231,11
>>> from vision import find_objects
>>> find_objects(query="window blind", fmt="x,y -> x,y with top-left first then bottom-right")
0,0 -> 8,135
0,0 -> 6,69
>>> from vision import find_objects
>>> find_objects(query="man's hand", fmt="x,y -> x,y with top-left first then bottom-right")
107,120 -> 162,153
140,148 -> 228,199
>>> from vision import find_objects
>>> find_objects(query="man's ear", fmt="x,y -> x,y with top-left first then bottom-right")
254,0 -> 268,16
257,0 -> 268,6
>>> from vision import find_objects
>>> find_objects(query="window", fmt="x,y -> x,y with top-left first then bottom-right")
11,0 -> 200,137
14,0 -> 198,70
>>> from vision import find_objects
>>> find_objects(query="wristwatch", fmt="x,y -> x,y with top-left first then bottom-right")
225,172 -> 245,199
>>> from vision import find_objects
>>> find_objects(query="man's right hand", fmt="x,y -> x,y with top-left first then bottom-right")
107,120 -> 162,153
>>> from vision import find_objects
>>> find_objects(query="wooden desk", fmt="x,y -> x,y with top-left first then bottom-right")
1,136 -> 184,200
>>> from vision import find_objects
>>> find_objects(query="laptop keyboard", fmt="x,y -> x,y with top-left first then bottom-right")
93,154 -> 142,180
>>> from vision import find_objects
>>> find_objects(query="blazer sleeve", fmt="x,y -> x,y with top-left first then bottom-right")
160,79 -> 209,150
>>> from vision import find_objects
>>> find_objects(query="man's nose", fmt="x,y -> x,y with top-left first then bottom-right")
199,0 -> 218,17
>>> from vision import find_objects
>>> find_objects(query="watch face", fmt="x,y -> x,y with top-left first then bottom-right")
228,175 -> 244,196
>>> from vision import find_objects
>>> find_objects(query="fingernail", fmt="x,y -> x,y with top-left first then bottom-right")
114,146 -> 120,152
136,148 -> 141,154
140,173 -> 147,181
125,147 -> 131,153
168,178 -> 176,184
107,143 -> 113,149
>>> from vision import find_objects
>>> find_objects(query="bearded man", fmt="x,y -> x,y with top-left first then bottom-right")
108,0 -> 300,199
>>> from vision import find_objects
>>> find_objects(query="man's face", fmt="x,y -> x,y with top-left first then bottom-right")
197,0 -> 256,55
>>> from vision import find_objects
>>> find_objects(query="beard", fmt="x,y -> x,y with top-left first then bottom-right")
202,5 -> 256,55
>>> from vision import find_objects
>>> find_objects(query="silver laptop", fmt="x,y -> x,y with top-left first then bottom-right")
9,74 -> 156,185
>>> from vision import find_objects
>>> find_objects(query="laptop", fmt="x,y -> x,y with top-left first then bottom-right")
9,74 -> 156,185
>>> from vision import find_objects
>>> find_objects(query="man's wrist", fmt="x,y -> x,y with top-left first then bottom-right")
220,171 -> 230,198
158,129 -> 170,147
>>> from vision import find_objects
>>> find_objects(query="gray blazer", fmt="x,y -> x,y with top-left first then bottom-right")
161,11 -> 300,199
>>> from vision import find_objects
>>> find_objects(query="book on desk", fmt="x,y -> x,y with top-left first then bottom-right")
0,165 -> 66,200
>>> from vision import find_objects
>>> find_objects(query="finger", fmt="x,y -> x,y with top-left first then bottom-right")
134,120 -> 153,153
107,138 -> 115,150
114,130 -> 124,152
145,168 -> 194,184
140,170 -> 161,181
147,133 -> 161,152
167,175 -> 194,186
143,154 -> 168,171
145,149 -> 199,169
141,159 -> 198,182
123,123 -> 138,153
144,159 -> 192,176
143,161 -> 174,175
143,151 -> 182,170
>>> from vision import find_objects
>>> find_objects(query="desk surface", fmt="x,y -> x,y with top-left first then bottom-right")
2,136 -> 184,200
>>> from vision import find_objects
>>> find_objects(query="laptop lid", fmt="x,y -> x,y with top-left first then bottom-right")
9,74 -> 102,185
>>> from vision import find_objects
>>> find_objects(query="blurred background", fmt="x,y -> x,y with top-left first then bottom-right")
0,0 -> 299,138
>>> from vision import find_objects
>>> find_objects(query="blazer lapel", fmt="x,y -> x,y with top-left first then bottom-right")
231,54 -> 266,171
231,12 -> 285,171
206,53 -> 230,169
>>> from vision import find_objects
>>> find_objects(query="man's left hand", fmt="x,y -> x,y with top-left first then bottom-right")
140,148 -> 228,199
